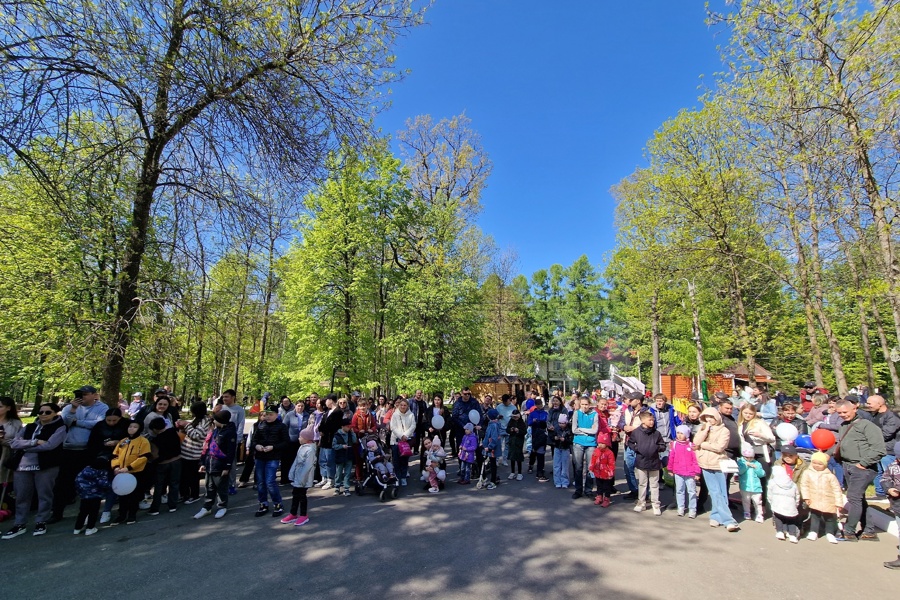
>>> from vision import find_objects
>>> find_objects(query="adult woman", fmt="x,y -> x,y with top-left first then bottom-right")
694,406 -> 740,532
281,399 -> 308,485
739,403 -> 776,508
311,398 -> 326,484
144,396 -> 174,433
390,398 -> 416,486
805,393 -> 829,427
0,396 -> 23,486
594,397 -> 621,458
375,395 -> 389,421
337,397 -> 353,420
683,402 -> 707,510
317,396 -> 343,490
1,403 -> 66,538
87,407 -> 129,523
816,396 -> 844,483
176,401 -> 211,504
425,394 -> 450,449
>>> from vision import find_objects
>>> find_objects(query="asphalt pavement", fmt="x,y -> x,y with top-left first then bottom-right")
4,454 -> 897,600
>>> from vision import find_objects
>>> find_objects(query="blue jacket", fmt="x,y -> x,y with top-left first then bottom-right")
482,421 -> 500,453
451,399 -> 483,431
649,405 -> 682,442
75,465 -> 111,500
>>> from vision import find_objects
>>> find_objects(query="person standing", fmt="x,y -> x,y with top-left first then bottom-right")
317,395 -> 343,490
0,396 -> 24,487
253,405 -> 288,517
220,389 -> 245,494
694,407 -> 740,532
865,395 -> 900,498
621,392 -> 646,499
282,399 -> 309,485
450,388 -> 482,467
648,393 -> 680,469
51,386 -> 108,523
834,399 -> 885,542
570,396 -> 598,499
495,394 -> 515,466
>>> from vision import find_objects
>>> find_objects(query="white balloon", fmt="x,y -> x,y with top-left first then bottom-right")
468,410 -> 481,425
775,422 -> 799,443
431,415 -> 445,430
112,472 -> 137,496
436,469 -> 446,482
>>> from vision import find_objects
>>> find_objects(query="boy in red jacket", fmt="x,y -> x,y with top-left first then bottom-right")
590,431 -> 616,507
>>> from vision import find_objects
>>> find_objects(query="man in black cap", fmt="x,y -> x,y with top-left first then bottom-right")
51,385 -> 109,522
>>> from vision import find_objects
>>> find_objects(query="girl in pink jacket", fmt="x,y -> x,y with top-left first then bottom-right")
668,424 -> 701,518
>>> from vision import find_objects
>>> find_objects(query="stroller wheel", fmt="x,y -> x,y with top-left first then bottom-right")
379,490 -> 387,502
391,486 -> 399,499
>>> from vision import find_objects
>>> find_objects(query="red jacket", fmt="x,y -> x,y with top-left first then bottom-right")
589,447 -> 616,480
351,409 -> 376,435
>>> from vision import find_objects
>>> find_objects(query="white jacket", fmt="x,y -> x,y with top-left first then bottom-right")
390,409 -> 417,445
767,466 -> 800,517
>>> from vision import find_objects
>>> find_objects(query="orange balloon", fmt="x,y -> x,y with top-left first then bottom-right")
811,429 -> 835,451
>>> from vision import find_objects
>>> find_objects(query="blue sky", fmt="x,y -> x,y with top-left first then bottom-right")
376,1 -> 727,279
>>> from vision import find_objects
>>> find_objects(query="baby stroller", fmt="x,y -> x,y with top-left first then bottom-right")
356,435 -> 399,502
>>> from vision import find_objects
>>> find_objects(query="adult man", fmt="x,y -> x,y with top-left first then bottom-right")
220,389 -> 245,494
571,396 -> 598,499
648,393 -> 681,464
409,390 -> 429,471
621,392 -> 646,499
835,399 -> 885,542
451,388 -> 482,458
51,385 -> 108,522
717,398 -> 741,500
865,395 -> 900,498
495,394 -> 515,466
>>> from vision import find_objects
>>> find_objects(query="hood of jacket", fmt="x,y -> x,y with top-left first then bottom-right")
700,407 -> 723,426
770,465 -> 793,489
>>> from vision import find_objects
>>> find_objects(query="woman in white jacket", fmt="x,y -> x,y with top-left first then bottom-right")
390,399 -> 417,486
738,404 -> 776,507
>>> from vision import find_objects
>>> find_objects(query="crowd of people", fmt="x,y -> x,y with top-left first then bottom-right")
1,383 -> 899,569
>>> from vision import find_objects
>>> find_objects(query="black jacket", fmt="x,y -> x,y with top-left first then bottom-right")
412,399 -> 429,433
253,419 -> 289,461
152,428 -> 182,463
87,419 -> 129,461
203,422 -> 237,473
721,414 -> 741,459
318,409 -> 343,449
552,427 -> 574,450
626,425 -> 665,470
870,410 -> 900,454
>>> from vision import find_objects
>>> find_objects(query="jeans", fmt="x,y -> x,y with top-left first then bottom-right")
876,454 -> 895,495
500,433 -> 509,460
828,457 -> 844,487
459,461 -> 472,481
624,446 -> 638,493
702,469 -> 736,526
150,460 -> 181,511
255,459 -> 282,505
319,448 -> 335,480
572,444 -> 595,493
553,448 -> 571,487
335,461 -> 353,489
674,474 -> 697,514
843,462 -> 876,535
391,445 -> 410,480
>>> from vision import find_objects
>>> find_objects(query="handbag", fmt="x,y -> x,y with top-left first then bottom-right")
3,450 -> 23,472
397,440 -> 413,457
719,458 -> 739,474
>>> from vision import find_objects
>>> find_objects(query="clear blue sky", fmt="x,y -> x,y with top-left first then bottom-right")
376,1 -> 727,279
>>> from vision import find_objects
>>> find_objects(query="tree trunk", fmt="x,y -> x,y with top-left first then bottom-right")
686,280 -> 706,384
871,298 -> 900,400
727,258 -> 756,387
650,290 -> 660,395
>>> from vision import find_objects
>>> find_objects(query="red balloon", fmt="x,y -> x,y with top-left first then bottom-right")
811,429 -> 835,451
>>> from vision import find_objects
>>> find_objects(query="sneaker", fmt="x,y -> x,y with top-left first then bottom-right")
321,480 -> 333,490
726,523 -> 740,532
138,500 -> 151,510
342,490 -> 351,497
527,468 -> 533,474
194,508 -> 211,519
147,510 -> 160,516
653,507 -> 662,516
677,510 -> 685,517
688,512 -> 697,519
860,532 -> 880,541
400,479 -> 407,487
594,495 -> 602,506
486,482 -> 497,490
125,518 -> 136,525
168,507 -> 177,513
537,476 -> 549,483
73,527 -> 84,535
2,524 -> 27,539
826,534 -> 838,544
99,512 -> 111,524
776,531 -> 786,540
113,514 -> 127,525
572,491 -> 583,500
743,512 -> 751,520
755,515 -> 764,524
885,558 -> 900,569
272,504 -> 284,517
428,487 -> 439,493
634,504 -> 645,513
333,487 -> 342,495
184,497 -> 201,505
228,486 -> 237,495
237,481 -> 250,488
255,504 -> 268,517
280,514 -> 298,524
709,520 -> 720,528
806,532 -> 819,541
507,473 -> 516,480
84,527 -> 98,536
294,515 -> 310,527
788,534 -> 798,544
214,508 -> 227,519
516,474 -> 523,481
837,534 -> 858,542
601,497 -> 611,508
32,522 -> 47,536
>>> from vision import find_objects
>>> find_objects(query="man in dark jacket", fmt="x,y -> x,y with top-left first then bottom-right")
866,395 -> 900,497
835,400 -> 886,542
451,388 -> 482,463
195,410 -> 237,519
253,404 -> 289,517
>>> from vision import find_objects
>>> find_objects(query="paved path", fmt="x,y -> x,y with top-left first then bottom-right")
5,456 -> 898,600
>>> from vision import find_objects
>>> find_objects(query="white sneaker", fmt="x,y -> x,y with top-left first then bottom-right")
428,487 -> 439,493
84,528 -> 98,536
776,531 -> 786,540
516,474 -> 523,481
138,500 -> 151,510
826,534 -> 838,544
99,512 -> 111,524
788,534 -> 798,544
755,515 -> 764,524
507,473 -> 516,480
321,480 -> 333,490
214,508 -> 227,519
653,507 -> 662,516
193,508 -> 211,519
73,528 -> 83,535
634,504 -> 645,513
806,532 -> 818,541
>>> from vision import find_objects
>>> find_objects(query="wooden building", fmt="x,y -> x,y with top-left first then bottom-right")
660,362 -> 778,400
470,376 -> 544,401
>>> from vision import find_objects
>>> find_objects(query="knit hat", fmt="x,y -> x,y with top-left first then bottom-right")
299,427 -> 314,443
558,413 -> 568,424
487,408 -> 500,420
810,451 -> 829,465
741,446 -> 755,458
214,410 -> 231,424
464,422 -> 475,432
675,424 -> 691,439
432,436 -> 441,448
341,416 -> 352,426
596,431 -> 611,446
366,440 -> 378,450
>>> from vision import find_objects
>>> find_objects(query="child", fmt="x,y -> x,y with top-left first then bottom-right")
668,424 -> 700,518
627,411 -> 665,515
194,409 -> 237,520
768,465 -> 801,543
458,422 -> 477,484
882,441 -> 900,568
800,451 -> 843,544
481,409 -> 501,490
551,413 -> 573,488
738,446 -> 765,523
111,420 -> 152,525
506,410 -> 527,480
589,431 -> 615,507
283,427 -> 317,526
332,418 -> 356,497
365,439 -> 396,481
74,456 -> 111,535
527,399 -> 549,481
422,436 -> 447,493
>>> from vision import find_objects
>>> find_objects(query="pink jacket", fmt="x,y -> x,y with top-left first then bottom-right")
667,440 -> 701,477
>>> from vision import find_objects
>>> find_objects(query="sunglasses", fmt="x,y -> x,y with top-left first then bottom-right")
39,410 -> 54,415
